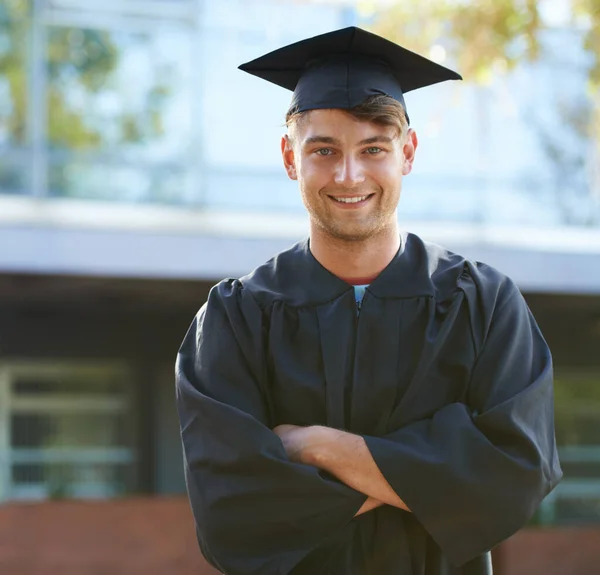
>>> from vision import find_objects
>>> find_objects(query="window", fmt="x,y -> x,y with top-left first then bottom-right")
537,372 -> 600,525
0,0 -> 196,203
0,0 -> 32,195
47,0 -> 195,19
0,361 -> 136,501
45,21 -> 195,203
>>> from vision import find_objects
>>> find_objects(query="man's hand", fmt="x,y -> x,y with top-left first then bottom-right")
273,425 -> 410,511
355,497 -> 385,517
273,425 -> 386,517
273,424 -> 410,513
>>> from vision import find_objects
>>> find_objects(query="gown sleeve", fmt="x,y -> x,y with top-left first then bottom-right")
362,263 -> 563,567
175,279 -> 366,575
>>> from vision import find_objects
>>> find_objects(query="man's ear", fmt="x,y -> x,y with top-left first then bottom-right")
281,135 -> 298,181
402,129 -> 418,176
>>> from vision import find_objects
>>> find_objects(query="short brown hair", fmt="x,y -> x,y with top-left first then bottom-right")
285,94 -> 409,140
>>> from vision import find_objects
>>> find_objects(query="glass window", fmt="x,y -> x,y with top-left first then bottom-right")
11,462 -> 131,499
536,372 -> 600,525
13,375 -> 122,395
48,0 -> 195,18
44,22 -> 194,203
0,0 -> 32,195
11,412 -> 128,448
0,362 -> 136,501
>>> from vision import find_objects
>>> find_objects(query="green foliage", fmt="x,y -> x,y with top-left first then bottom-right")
0,0 -> 170,152
45,26 -> 120,150
365,0 -> 599,89
47,28 -> 119,92
448,0 -> 541,81
363,0 -> 600,224
574,0 -> 600,85
0,0 -> 30,145
46,86 -> 102,149
366,0 -> 542,83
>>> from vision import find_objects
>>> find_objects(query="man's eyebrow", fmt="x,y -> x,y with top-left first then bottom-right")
302,135 -> 395,147
302,136 -> 342,146
358,136 -> 395,145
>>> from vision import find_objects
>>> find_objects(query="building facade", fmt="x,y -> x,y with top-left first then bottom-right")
1,0 -> 600,534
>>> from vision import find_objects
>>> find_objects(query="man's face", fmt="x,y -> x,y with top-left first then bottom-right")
282,109 -> 417,242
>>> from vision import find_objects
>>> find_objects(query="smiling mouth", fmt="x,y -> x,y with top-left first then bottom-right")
329,194 -> 374,204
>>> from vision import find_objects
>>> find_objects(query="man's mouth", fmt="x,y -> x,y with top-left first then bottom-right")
329,194 -> 374,204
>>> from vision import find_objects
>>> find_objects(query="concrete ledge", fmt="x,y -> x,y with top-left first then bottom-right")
1,196 -> 600,293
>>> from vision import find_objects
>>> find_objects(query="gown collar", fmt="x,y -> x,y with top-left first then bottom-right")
244,232 -> 440,307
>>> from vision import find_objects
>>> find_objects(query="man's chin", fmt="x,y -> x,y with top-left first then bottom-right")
326,225 -> 376,243
311,214 -> 386,242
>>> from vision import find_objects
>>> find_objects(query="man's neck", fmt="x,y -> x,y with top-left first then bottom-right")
309,224 -> 401,283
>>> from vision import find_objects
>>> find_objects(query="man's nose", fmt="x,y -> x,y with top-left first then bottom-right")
334,156 -> 366,187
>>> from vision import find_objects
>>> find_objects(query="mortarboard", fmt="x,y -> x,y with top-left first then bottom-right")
238,26 -> 462,124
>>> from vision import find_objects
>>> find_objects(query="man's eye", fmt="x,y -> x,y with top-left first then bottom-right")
366,147 -> 382,154
316,148 -> 333,156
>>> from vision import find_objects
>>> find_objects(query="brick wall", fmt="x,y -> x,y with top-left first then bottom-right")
2,497 -> 600,574
0,498 -> 219,575
497,527 -> 600,575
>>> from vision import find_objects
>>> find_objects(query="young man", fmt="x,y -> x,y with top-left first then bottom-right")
176,27 -> 562,575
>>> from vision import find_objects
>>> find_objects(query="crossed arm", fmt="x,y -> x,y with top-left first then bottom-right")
273,424 -> 411,516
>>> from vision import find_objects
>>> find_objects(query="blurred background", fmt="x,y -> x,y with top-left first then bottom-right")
0,0 -> 599,573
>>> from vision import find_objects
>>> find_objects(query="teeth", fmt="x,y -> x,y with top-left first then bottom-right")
333,195 -> 369,204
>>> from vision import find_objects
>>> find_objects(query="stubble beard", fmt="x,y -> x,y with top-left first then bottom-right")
315,213 -> 387,243
304,192 -> 394,243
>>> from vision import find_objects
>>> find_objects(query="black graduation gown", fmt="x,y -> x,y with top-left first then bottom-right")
175,232 -> 562,575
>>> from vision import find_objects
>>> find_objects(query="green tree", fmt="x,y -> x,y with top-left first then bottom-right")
0,0 -> 176,199
0,0 -> 171,196
360,0 -> 598,87
358,0 -> 600,224
0,0 -> 30,147
360,0 -> 599,143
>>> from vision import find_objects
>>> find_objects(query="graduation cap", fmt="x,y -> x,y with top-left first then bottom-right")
238,26 -> 462,124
